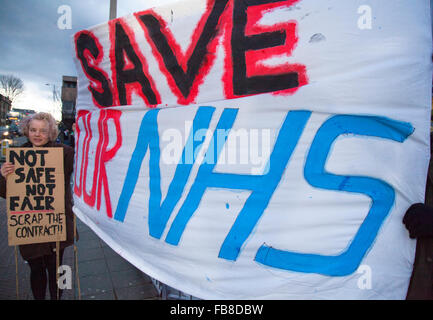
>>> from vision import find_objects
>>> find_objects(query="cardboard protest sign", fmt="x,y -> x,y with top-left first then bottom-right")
71,0 -> 432,299
6,148 -> 66,246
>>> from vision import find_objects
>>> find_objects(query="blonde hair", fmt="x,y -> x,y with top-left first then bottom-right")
20,112 -> 59,142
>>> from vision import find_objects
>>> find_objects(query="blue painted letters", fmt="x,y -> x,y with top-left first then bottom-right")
254,115 -> 414,275
115,108 -> 414,276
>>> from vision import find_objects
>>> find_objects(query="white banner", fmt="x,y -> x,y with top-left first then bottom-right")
72,0 -> 432,299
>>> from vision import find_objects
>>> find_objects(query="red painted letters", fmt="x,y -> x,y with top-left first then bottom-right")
74,0 -> 308,108
74,109 -> 122,218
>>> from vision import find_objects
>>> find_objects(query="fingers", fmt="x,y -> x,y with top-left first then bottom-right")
404,215 -> 419,239
0,162 -> 15,178
403,203 -> 422,238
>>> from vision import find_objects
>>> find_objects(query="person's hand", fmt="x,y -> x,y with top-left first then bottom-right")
403,203 -> 433,238
0,162 -> 15,178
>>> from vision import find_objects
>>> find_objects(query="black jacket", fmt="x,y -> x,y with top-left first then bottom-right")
406,155 -> 433,299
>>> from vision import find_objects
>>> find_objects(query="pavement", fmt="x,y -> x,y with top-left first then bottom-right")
0,196 -> 161,300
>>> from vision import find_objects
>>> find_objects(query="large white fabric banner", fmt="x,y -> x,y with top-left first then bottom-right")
71,0 -> 432,299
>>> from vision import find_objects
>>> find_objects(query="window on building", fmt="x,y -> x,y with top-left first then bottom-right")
62,101 -> 75,113
63,81 -> 77,88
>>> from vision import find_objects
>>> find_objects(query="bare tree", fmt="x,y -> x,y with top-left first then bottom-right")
0,74 -> 24,102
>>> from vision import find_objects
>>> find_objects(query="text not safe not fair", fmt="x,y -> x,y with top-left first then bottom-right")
7,149 -> 65,241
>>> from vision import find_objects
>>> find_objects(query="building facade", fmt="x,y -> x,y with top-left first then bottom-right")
61,75 -> 77,129
0,94 -> 12,126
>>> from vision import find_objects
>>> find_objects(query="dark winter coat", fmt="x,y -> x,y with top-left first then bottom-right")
0,141 -> 76,261
406,155 -> 433,299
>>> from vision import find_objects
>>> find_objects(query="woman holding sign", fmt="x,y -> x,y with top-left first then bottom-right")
0,112 -> 75,300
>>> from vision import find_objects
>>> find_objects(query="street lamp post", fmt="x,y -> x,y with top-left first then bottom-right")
110,0 -> 117,20
45,83 -> 61,120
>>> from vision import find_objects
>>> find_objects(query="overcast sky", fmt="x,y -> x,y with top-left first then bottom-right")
1,0 -> 432,120
0,0 -> 178,119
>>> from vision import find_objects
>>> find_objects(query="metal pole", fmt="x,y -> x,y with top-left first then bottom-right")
109,0 -> 117,20
45,83 -> 60,118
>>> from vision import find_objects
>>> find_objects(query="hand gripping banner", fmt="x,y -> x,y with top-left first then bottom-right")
72,0 -> 432,299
